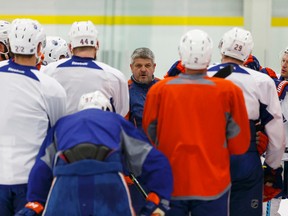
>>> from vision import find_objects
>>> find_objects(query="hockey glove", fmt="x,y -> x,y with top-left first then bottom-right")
243,54 -> 262,71
15,202 -> 44,216
256,131 -> 268,156
124,175 -> 134,185
255,122 -> 268,156
139,192 -> 170,216
164,60 -> 184,78
260,67 -> 278,79
263,164 -> 283,202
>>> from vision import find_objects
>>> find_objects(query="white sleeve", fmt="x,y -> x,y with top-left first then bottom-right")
280,97 -> 288,160
41,59 -> 65,77
113,72 -> 129,117
258,76 -> 285,168
105,66 -> 129,117
38,74 -> 67,126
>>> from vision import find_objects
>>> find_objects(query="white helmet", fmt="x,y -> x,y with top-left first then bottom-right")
68,21 -> 98,49
0,20 -> 10,49
43,36 -> 71,65
78,90 -> 113,111
219,27 -> 254,62
178,29 -> 213,70
9,18 -> 46,55
280,46 -> 288,58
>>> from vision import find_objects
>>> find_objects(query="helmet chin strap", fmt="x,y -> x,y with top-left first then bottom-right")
0,44 -> 10,60
4,53 -> 9,60
0,52 -> 9,60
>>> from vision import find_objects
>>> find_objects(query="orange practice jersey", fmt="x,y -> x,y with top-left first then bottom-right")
142,74 -> 250,200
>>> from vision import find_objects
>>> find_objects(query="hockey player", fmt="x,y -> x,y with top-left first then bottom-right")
0,20 -> 11,61
42,36 -> 71,66
142,29 -> 251,216
244,54 -> 288,216
280,47 -> 288,81
260,67 -> 288,216
15,90 -> 173,216
208,27 -> 285,216
42,20 -> 129,116
0,18 -> 66,215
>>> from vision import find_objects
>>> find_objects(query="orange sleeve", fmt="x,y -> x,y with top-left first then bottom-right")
142,81 -> 163,145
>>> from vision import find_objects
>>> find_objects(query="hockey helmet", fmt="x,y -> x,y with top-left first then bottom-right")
0,20 -> 10,50
9,18 -> 46,55
279,46 -> 288,59
43,36 -> 71,65
178,29 -> 213,70
68,20 -> 98,49
219,27 -> 254,62
78,90 -> 113,111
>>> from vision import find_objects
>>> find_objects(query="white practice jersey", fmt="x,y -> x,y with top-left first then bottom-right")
280,94 -> 288,161
208,63 -> 285,169
0,60 -> 66,185
43,56 -> 129,116
275,74 -> 288,161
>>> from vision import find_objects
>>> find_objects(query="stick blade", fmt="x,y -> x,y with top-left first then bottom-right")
213,64 -> 233,78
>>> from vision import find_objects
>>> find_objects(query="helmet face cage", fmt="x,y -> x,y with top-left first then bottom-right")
219,27 -> 254,62
9,18 -> 46,55
0,20 -> 11,50
78,91 -> 113,112
43,36 -> 71,65
69,21 -> 98,49
178,29 -> 213,70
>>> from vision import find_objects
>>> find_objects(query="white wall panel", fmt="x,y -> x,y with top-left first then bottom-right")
0,0 -> 287,77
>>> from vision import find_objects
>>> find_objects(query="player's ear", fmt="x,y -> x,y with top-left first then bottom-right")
68,43 -> 73,55
36,43 -> 42,57
96,40 -> 99,50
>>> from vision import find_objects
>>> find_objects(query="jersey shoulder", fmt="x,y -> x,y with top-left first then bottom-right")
209,76 -> 242,92
35,72 -> 66,97
96,61 -> 128,82
42,58 -> 69,76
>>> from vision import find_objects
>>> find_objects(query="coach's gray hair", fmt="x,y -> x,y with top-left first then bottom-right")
131,47 -> 155,64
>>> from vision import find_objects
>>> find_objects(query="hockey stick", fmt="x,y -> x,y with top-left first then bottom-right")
212,64 -> 233,78
129,173 -> 164,216
284,160 -> 288,198
266,200 -> 271,216
129,172 -> 148,198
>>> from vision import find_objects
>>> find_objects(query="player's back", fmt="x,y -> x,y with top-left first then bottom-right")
0,59 -> 66,185
208,63 -> 261,120
143,73 -> 249,198
43,56 -> 129,116
53,108 -> 123,151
